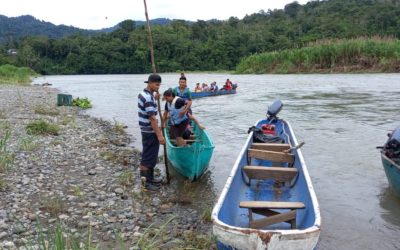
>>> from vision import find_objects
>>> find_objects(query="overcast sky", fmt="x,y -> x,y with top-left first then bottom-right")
0,0 -> 310,30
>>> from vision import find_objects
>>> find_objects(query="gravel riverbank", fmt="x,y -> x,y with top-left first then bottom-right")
0,85 -> 214,249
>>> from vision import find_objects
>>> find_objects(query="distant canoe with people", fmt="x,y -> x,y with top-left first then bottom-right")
192,84 -> 238,99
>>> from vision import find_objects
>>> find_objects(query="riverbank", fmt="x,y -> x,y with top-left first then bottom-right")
0,85 -> 214,249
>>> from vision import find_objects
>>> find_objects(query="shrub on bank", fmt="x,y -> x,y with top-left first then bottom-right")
26,119 -> 60,135
0,64 -> 38,85
236,37 -> 400,74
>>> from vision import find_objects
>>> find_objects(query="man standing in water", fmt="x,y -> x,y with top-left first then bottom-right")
138,73 -> 165,191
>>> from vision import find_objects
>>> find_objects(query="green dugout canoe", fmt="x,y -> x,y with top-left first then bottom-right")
164,122 -> 215,181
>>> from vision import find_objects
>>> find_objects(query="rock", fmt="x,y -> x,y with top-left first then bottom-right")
58,214 -> 69,220
102,234 -> 111,241
48,218 -> 57,223
22,178 -> 30,185
152,198 -> 161,207
133,232 -> 143,237
88,202 -> 98,208
0,220 -> 8,230
28,213 -> 37,221
114,188 -> 124,195
0,231 -> 8,240
12,225 -> 26,234
3,241 -> 15,248
88,169 -> 97,175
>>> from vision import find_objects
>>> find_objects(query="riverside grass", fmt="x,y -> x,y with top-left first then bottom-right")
236,37 -> 400,74
0,64 -> 38,85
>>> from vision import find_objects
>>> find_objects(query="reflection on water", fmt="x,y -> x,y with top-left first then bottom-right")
379,187 -> 400,228
34,73 -> 400,250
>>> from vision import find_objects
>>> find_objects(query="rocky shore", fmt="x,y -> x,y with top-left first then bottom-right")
0,85 -> 214,249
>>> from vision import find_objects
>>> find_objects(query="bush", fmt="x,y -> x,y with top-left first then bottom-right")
0,64 -> 38,85
72,97 -> 92,109
26,119 -> 60,135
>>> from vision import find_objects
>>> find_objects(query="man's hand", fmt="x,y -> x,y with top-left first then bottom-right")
154,92 -> 160,100
158,135 -> 166,145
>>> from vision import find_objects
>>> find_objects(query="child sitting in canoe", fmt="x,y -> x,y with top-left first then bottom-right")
162,89 -> 205,146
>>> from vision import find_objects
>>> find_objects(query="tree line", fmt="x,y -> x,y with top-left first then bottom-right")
1,0 -> 400,74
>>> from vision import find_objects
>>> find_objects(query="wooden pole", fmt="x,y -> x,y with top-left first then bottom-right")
143,0 -> 170,183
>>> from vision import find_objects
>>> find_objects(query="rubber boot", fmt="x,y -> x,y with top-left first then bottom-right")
140,170 -> 160,191
149,168 -> 163,185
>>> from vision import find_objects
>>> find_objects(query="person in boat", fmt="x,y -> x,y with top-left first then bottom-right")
221,78 -> 233,91
138,73 -> 165,191
194,82 -> 202,92
173,76 -> 192,102
209,81 -> 218,92
202,83 -> 210,92
162,89 -> 204,146
172,76 -> 205,128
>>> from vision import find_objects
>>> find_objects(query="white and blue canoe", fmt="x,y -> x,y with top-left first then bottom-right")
212,100 -> 321,250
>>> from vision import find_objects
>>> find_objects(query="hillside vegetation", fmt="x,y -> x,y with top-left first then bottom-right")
1,0 -> 400,74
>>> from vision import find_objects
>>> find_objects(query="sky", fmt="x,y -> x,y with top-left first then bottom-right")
0,0 -> 310,30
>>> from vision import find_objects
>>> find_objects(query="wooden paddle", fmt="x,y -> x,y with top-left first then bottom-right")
143,0 -> 170,183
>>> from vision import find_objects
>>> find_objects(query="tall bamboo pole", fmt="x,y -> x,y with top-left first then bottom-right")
143,0 -> 170,183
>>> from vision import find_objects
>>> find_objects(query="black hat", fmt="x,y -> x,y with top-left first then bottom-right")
145,73 -> 162,83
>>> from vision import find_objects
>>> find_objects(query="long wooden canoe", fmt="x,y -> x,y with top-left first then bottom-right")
212,115 -> 321,249
164,122 -> 214,181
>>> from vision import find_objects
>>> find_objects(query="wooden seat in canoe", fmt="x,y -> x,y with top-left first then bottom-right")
250,143 -> 290,152
247,148 -> 294,166
243,166 -> 298,182
239,201 -> 305,229
170,139 -> 199,146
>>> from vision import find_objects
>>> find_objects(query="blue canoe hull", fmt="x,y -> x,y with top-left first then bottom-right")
192,89 -> 236,99
381,154 -> 400,197
212,118 -> 320,250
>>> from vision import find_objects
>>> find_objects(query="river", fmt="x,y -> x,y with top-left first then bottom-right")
33,73 -> 400,249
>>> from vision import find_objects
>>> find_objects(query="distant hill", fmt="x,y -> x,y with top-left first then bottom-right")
0,15 -> 97,43
0,15 -> 176,44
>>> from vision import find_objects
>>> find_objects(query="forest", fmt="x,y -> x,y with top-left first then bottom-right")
1,0 -> 400,74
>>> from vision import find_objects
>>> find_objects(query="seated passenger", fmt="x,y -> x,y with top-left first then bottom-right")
222,78 -> 233,91
202,83 -> 210,92
210,81 -> 218,92
194,82 -> 202,92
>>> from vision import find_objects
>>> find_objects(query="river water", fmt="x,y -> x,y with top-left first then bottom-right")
33,73 -> 400,249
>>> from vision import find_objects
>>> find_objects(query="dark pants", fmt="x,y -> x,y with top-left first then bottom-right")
172,119 -> 189,138
140,132 -> 159,169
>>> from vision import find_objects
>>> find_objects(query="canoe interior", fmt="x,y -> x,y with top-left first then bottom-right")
216,118 -> 317,230
164,121 -> 214,181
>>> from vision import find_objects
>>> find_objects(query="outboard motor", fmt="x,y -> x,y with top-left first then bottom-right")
267,100 -> 283,119
384,126 -> 400,159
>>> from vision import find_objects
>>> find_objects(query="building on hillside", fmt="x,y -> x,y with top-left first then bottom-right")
7,49 -> 17,56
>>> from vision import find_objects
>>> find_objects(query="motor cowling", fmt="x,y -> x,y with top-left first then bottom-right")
384,126 -> 400,159
267,100 -> 283,118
